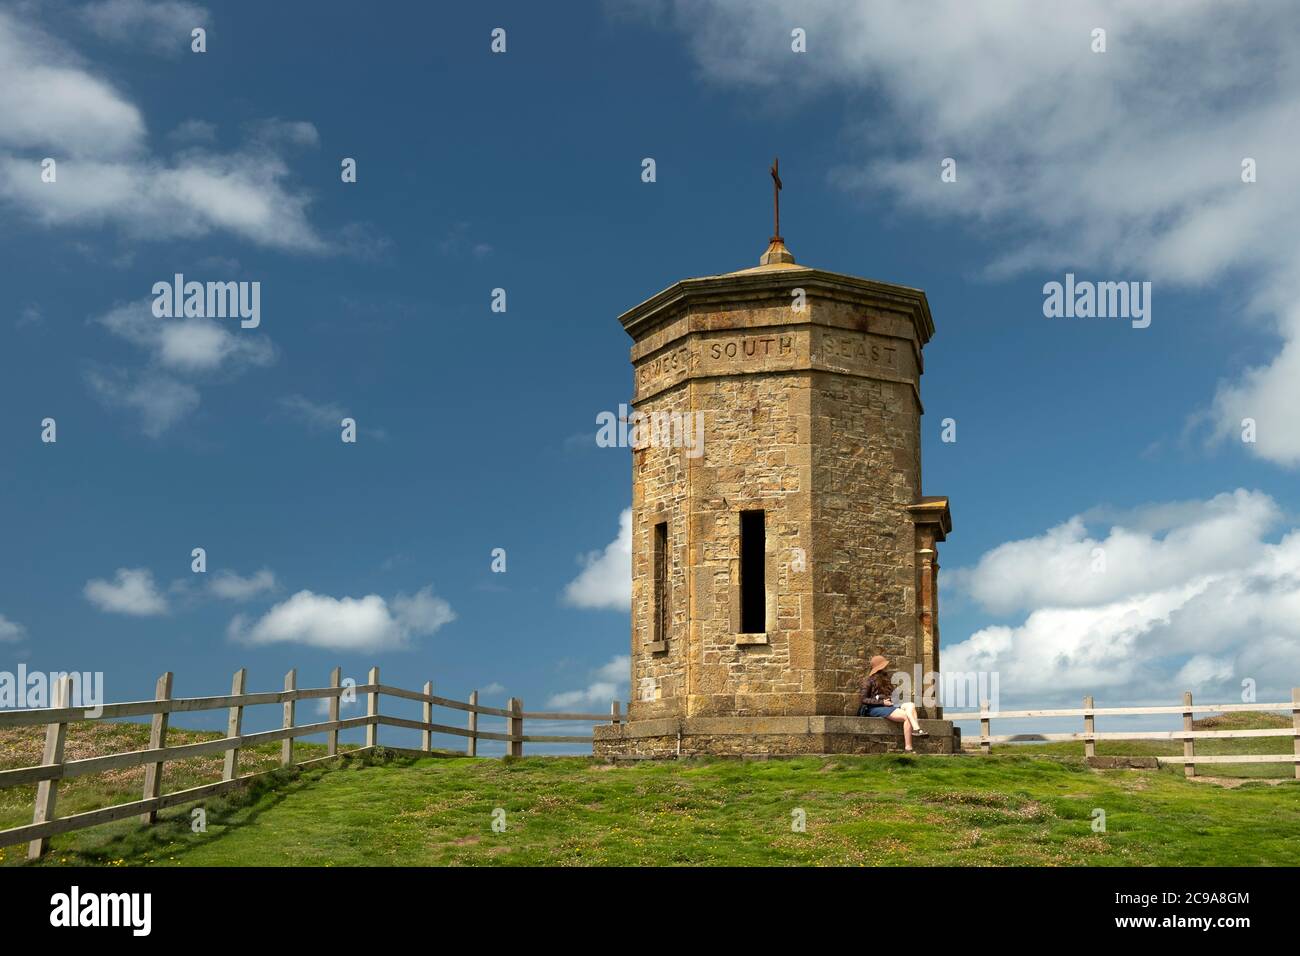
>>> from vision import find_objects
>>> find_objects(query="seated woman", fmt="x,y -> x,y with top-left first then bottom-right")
858,655 -> 928,752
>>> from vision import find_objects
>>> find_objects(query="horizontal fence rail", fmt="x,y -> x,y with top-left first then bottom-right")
945,688 -> 1300,778
1,666 -> 623,858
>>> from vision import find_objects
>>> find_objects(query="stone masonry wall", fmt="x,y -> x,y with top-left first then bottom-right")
808,299 -> 923,714
686,368 -> 814,717
811,370 -> 919,713
623,274 -> 935,732
627,378 -> 692,721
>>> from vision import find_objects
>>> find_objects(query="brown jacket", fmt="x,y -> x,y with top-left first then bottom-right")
859,673 -> 893,707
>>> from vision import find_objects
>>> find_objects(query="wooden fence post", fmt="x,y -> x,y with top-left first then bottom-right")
611,700 -> 622,725
1291,687 -> 1299,782
422,681 -> 433,752
467,690 -> 478,757
27,676 -> 71,860
223,668 -> 245,781
281,669 -> 296,767
979,698 -> 991,756
507,697 -> 523,757
1083,695 -> 1095,760
327,666 -> 340,757
366,666 -> 379,749
1182,691 -> 1196,778
140,672 -> 173,824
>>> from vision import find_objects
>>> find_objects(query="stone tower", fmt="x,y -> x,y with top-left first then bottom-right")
594,231 -> 956,758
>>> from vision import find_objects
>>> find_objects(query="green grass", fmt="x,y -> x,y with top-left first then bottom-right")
975,712 -> 1297,779
0,719 -> 362,866
5,714 -> 1297,866
7,750 -> 1298,867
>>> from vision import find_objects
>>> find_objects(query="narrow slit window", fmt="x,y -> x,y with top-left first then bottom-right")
740,509 -> 766,633
653,521 -> 668,643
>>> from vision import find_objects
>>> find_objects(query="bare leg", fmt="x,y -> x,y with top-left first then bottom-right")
900,702 -> 923,732
886,711 -> 913,750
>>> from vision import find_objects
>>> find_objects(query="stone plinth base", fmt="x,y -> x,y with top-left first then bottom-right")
593,715 -> 959,759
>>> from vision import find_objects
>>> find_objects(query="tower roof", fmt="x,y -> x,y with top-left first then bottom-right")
618,237 -> 935,347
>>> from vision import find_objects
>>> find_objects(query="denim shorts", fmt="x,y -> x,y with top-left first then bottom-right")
861,705 -> 896,718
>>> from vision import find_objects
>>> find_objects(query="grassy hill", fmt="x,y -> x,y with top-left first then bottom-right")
0,719 -> 360,865
2,714 -> 1297,867
970,711 -> 1297,779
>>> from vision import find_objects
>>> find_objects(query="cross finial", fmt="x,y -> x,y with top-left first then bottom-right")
769,156 -> 783,240
758,157 -> 795,267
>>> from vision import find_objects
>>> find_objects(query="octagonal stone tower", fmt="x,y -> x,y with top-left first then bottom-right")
593,236 -> 956,757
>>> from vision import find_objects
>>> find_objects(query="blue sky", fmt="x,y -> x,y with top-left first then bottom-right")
3,1 -> 1299,746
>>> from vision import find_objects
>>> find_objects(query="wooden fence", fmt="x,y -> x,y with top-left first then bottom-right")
947,688 -> 1300,778
0,665 -> 622,859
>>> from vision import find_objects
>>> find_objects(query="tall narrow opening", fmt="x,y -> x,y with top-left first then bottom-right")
740,509 -> 766,633
653,521 -> 668,643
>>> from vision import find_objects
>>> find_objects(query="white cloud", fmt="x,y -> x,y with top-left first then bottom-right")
480,681 -> 505,695
315,695 -> 359,717
1208,321 -> 1300,467
953,489 -> 1280,615
278,394 -> 387,440
83,0 -> 207,56
1173,654 -> 1235,689
563,508 -> 632,610
392,586 -> 458,635
84,568 -> 168,616
279,394 -> 346,429
0,613 -> 27,642
246,118 -> 320,149
945,490 -> 1300,703
168,119 -> 216,144
86,368 -> 200,437
0,10 -> 331,252
88,297 -> 275,435
0,13 -> 143,157
547,655 -> 629,709
647,0 -> 1300,466
97,299 -> 275,373
0,151 -> 328,251
229,585 -> 454,651
438,222 -> 493,259
209,568 -> 277,601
